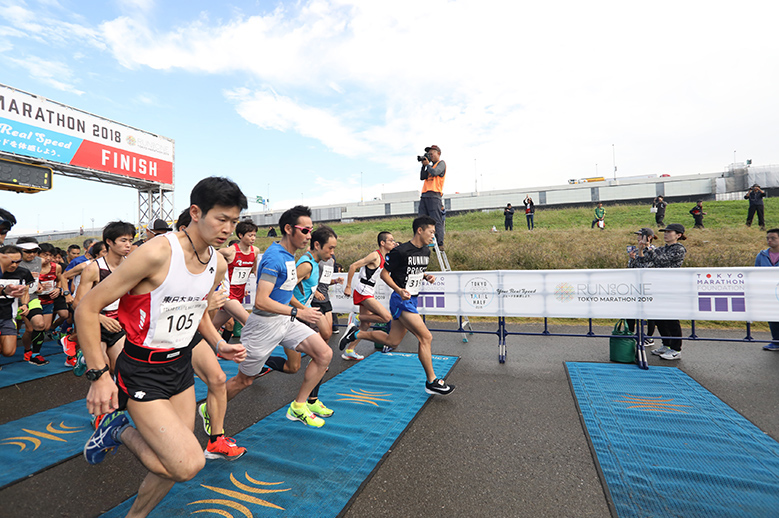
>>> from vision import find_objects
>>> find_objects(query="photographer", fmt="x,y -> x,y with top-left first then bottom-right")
503,204 -> 515,231
418,145 -> 446,249
745,184 -> 766,230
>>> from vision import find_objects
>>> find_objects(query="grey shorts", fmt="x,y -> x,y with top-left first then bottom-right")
0,318 -> 17,336
239,312 -> 316,377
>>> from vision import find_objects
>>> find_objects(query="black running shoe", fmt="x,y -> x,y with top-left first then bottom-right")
339,323 -> 359,350
425,378 -> 455,396
28,354 -> 49,366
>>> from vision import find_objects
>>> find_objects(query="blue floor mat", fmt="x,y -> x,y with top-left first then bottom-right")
103,352 -> 458,517
0,346 -> 69,388
0,346 -> 296,489
0,400 -> 92,489
566,362 -> 779,518
0,340 -> 61,366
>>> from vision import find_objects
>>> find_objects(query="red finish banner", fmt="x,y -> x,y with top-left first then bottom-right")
70,139 -> 173,185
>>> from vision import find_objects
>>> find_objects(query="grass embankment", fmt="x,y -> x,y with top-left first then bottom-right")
40,198 -> 776,331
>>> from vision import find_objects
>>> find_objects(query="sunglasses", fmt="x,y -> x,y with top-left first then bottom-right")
10,259 -> 22,264
294,225 -> 313,235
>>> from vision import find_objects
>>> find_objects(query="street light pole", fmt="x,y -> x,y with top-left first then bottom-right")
612,144 -> 617,180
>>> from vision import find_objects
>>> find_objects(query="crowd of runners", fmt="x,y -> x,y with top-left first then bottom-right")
0,177 -> 454,517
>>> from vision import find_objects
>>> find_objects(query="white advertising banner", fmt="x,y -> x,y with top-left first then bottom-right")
326,267 -> 779,322
0,83 -> 174,185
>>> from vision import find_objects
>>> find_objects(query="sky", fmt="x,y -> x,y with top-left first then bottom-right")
1,0 -> 778,236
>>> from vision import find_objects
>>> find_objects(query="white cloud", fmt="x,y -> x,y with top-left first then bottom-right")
6,55 -> 85,94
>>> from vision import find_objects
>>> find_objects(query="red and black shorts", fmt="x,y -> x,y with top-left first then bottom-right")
115,340 -> 195,410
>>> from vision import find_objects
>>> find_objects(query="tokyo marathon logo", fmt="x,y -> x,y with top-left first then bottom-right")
696,272 -> 745,313
554,282 -> 576,303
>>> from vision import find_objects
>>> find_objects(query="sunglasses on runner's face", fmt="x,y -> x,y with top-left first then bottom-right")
294,225 -> 313,235
10,259 -> 22,264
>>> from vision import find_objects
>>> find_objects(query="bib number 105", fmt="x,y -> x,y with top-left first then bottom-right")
166,313 -> 195,333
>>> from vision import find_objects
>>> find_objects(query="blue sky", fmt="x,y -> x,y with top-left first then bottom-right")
1,0 -> 778,235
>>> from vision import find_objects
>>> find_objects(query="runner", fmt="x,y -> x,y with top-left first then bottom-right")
224,205 -> 333,428
77,177 -> 248,518
0,245 -> 32,357
16,239 -> 46,363
70,221 -> 137,374
37,243 -> 73,340
340,231 -> 397,356
210,219 -> 259,334
310,228 -> 344,345
0,208 -> 16,245
339,216 -> 455,395
261,226 -> 339,404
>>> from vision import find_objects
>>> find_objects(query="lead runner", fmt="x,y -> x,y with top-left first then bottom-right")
75,177 -> 248,518
340,215 -> 454,395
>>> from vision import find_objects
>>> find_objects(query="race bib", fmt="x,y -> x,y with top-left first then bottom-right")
406,272 -> 424,296
319,265 -> 333,285
151,300 -> 207,349
279,260 -> 297,291
39,280 -> 55,295
230,266 -> 251,286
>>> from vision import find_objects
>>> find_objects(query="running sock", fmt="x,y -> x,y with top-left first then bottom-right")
264,356 -> 287,372
291,400 -> 306,412
209,433 -> 223,444
111,421 -> 131,444
31,330 -> 45,354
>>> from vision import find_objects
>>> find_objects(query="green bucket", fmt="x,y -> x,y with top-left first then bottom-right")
609,319 -> 636,363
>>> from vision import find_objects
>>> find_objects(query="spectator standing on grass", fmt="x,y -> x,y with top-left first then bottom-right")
652,196 -> 667,227
591,203 -> 605,229
745,184 -> 766,230
754,228 -> 779,351
690,200 -> 706,229
524,196 -> 535,230
631,223 -> 687,360
504,204 -> 515,231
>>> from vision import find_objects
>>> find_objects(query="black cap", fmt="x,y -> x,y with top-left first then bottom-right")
634,228 -> 654,237
151,219 -> 172,232
659,223 -> 685,234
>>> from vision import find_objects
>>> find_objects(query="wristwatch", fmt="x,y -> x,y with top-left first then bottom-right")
290,307 -> 298,321
62,290 -> 71,296
85,365 -> 110,381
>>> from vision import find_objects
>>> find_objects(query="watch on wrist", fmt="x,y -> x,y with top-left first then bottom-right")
290,307 -> 298,321
85,365 -> 110,381
62,290 -> 71,296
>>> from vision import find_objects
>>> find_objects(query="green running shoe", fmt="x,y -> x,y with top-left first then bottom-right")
73,350 -> 88,377
198,402 -> 224,435
306,399 -> 334,418
286,402 -> 324,427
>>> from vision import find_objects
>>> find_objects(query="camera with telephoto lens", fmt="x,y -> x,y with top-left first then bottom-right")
417,152 -> 431,162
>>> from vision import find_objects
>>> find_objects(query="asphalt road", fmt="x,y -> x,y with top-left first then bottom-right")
1,322 -> 777,517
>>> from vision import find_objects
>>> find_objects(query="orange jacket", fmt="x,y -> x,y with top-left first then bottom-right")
421,160 -> 446,194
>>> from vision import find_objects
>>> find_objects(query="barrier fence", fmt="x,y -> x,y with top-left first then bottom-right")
242,267 -> 779,367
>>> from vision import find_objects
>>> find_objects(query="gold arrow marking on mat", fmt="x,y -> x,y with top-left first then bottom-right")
189,499 -> 252,518
614,394 -> 692,414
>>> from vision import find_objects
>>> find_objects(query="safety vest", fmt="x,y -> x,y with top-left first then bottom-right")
422,161 -> 445,194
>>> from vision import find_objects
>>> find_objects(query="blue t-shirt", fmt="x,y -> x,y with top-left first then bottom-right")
258,242 -> 298,305
293,252 -> 319,308
65,255 -> 88,272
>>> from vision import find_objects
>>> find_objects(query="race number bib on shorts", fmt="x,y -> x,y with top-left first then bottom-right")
319,265 -> 333,285
230,267 -> 251,286
406,272 -> 424,296
280,260 -> 297,291
151,300 -> 207,349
